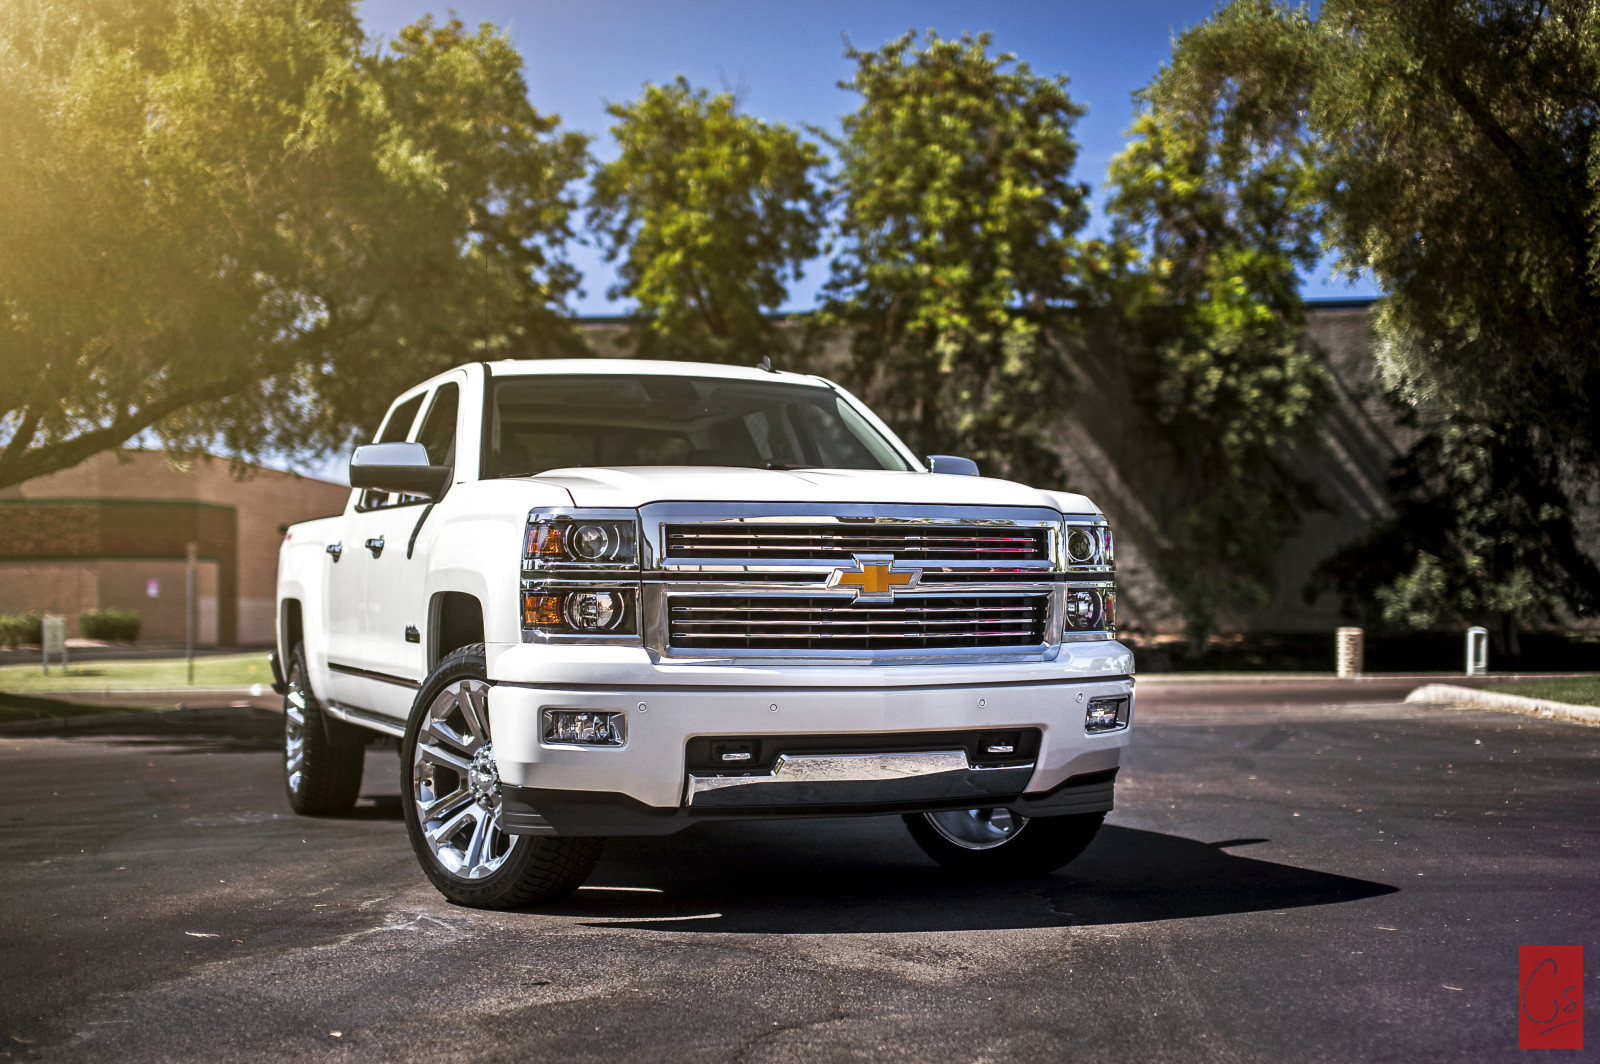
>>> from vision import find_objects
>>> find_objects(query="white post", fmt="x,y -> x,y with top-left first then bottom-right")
1336,627 -> 1364,679
186,541 -> 198,685
41,614 -> 66,676
1466,626 -> 1489,676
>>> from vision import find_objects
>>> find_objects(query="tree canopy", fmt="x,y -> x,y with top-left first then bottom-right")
1313,0 -> 1600,458
587,77 -> 826,363
823,31 -> 1090,483
0,0 -> 588,489
1105,0 -> 1330,649
1123,0 -> 1600,649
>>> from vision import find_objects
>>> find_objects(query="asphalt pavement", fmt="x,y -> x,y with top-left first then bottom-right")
0,678 -> 1594,1062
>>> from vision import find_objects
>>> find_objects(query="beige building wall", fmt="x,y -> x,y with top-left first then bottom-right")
0,450 -> 348,645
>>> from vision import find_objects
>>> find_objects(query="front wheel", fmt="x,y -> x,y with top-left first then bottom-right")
401,644 -> 604,909
904,808 -> 1104,877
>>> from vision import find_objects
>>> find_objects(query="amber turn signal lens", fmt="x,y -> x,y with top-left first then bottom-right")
525,523 -> 566,559
523,593 -> 564,627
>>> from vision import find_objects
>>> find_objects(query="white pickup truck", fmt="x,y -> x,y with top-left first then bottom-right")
273,359 -> 1131,909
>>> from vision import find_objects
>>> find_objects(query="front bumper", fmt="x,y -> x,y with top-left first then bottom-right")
484,640 -> 1134,836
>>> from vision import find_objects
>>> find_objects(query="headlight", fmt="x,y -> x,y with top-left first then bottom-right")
523,588 -> 637,636
1065,588 -> 1106,630
1063,520 -> 1114,571
523,509 -> 641,640
525,512 -> 638,570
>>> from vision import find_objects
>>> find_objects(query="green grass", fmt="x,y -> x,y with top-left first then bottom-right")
1484,675 -> 1600,707
0,653 -> 271,692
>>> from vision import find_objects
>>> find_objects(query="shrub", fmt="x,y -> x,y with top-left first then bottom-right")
0,613 -> 44,648
79,608 -> 141,642
79,604 -> 142,640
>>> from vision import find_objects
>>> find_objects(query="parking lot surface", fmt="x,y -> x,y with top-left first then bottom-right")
1,678 -> 1594,1062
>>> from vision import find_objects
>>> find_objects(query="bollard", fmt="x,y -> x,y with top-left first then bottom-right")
1336,626 -> 1364,678
1465,626 -> 1488,676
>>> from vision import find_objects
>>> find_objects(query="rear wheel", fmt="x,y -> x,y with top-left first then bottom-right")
283,643 -> 365,816
401,644 -> 603,909
904,808 -> 1104,876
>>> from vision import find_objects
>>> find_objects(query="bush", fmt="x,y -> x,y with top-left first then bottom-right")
0,613 -> 44,648
79,608 -> 141,642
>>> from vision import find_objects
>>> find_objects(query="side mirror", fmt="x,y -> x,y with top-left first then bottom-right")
349,442 -> 451,499
927,454 -> 980,477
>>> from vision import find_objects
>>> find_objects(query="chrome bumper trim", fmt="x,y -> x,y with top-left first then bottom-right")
686,750 -> 1034,809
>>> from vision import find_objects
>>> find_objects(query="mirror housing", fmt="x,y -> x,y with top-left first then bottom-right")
927,454 -> 980,477
349,442 -> 452,500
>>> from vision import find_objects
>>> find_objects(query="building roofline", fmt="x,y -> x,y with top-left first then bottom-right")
571,298 -> 1378,328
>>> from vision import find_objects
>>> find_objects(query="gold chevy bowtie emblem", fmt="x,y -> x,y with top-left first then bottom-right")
828,555 -> 920,600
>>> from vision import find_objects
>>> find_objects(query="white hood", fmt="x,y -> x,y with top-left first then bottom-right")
528,466 -> 1100,515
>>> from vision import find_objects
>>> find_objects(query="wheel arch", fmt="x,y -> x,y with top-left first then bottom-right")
430,591 -> 485,671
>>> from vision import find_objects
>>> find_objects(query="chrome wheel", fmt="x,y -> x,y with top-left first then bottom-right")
923,808 -> 1029,850
284,668 -> 309,796
410,678 -> 519,880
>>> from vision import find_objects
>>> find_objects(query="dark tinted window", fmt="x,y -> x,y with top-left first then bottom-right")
376,393 -> 425,444
416,383 -> 460,467
487,375 -> 910,477
360,390 -> 433,510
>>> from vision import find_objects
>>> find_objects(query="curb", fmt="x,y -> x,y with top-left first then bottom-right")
1132,672 -> 1590,684
1404,683 -> 1600,727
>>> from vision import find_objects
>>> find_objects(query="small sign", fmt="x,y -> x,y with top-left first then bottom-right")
147,579 -> 160,598
42,615 -> 66,655
1521,945 -> 1584,1049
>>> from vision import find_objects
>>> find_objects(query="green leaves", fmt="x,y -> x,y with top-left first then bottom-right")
1301,0 -> 1600,643
1314,0 -> 1600,455
823,31 -> 1090,483
0,1 -> 588,487
588,77 -> 825,363
1106,0 -> 1330,649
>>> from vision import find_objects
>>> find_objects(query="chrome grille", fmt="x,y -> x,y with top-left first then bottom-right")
664,523 -> 1048,563
667,595 -> 1048,652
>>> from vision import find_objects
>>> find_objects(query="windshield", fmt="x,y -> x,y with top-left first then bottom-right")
486,374 -> 913,477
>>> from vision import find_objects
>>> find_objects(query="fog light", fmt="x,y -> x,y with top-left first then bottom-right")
1085,696 -> 1130,733
543,709 -> 626,746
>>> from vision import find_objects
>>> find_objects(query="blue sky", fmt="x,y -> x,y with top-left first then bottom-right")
357,0 -> 1375,315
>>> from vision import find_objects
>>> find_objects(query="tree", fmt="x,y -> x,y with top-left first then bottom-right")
1315,416 -> 1600,652
587,77 -> 826,363
1306,0 -> 1600,649
1105,0 -> 1330,652
0,1 -> 589,489
1143,0 -> 1600,651
823,31 -> 1089,484
1314,0 -> 1600,462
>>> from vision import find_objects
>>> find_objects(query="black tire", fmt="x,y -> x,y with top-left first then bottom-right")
283,643 -> 366,816
903,809 -> 1104,877
401,644 -> 604,909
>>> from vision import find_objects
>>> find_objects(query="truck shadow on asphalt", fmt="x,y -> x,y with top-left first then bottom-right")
547,822 -> 1398,934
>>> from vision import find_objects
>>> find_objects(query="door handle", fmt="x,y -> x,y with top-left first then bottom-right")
365,536 -> 385,558
326,542 -> 343,562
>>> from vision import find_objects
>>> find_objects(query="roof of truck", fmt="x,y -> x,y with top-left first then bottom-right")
488,358 -> 830,387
